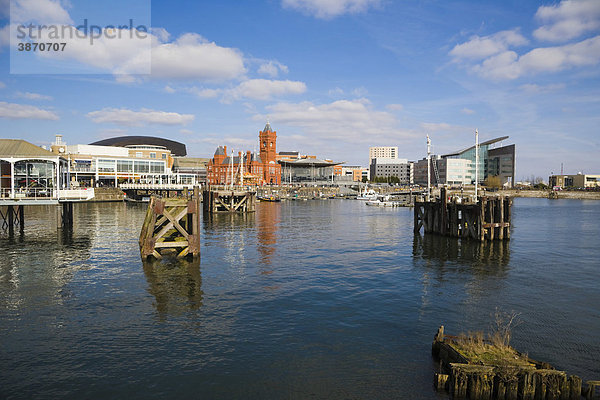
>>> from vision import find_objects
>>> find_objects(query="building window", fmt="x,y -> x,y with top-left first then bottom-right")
162,153 -> 167,159
136,152 -> 143,158
150,153 -> 156,159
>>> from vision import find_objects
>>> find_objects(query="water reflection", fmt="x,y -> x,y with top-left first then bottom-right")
0,215 -> 92,311
413,233 -> 510,275
256,202 -> 280,269
142,258 -> 203,320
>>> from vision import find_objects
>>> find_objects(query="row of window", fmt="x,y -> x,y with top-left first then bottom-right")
97,159 -> 165,174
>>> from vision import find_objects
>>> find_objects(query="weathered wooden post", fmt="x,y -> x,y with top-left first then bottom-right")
139,186 -> 201,260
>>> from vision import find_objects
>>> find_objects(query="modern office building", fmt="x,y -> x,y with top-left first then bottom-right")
369,157 -> 413,184
442,136 -> 515,187
414,136 -> 515,187
369,146 -> 398,162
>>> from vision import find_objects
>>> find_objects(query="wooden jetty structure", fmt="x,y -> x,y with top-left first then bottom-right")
202,186 -> 256,213
139,187 -> 201,260
1,189 -> 95,235
414,188 -> 512,241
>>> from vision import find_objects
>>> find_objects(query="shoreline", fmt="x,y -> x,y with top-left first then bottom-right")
499,189 -> 600,200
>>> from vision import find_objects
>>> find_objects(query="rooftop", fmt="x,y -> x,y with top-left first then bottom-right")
443,136 -> 510,157
0,139 -> 58,158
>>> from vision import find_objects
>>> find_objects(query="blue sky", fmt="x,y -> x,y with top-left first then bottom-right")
1,0 -> 599,180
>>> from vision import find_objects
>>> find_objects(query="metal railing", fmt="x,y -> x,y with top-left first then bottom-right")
0,187 -> 95,200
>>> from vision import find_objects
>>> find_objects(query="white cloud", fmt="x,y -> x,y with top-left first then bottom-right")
421,122 -> 453,132
328,87 -> 344,97
257,61 -> 289,77
151,33 -> 246,81
0,24 -> 9,48
0,101 -> 58,120
450,29 -> 528,61
534,0 -> 600,42
519,83 -> 566,94
0,81 -> 5,89
87,107 -> 194,126
16,91 -> 53,100
10,0 -> 73,24
187,87 -> 221,99
6,22 -> 245,80
255,99 -> 408,142
386,103 -> 403,111
461,108 -> 475,115
472,35 -> 600,80
351,86 -> 368,97
223,79 -> 306,102
180,129 -> 193,135
164,85 -> 176,93
282,0 -> 380,19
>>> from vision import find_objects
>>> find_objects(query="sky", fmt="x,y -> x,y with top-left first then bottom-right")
1,0 -> 599,180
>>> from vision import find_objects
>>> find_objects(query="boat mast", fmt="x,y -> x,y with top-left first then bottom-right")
230,148 -> 234,189
427,134 -> 431,202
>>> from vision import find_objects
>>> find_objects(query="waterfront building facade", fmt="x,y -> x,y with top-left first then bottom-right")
413,136 -> 515,187
369,146 -> 398,162
339,165 -> 368,182
206,123 -> 281,186
0,139 -> 68,198
549,173 -> 600,189
369,157 -> 413,184
50,135 -> 201,187
443,136 -> 515,187
279,157 -> 343,183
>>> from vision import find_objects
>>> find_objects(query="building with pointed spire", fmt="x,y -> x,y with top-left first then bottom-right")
206,123 -> 281,186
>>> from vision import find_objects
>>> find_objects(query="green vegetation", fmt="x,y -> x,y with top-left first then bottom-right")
451,310 -> 532,367
484,175 -> 502,188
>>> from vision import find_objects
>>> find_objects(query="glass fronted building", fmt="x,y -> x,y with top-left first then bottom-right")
0,139 -> 68,198
443,136 -> 515,187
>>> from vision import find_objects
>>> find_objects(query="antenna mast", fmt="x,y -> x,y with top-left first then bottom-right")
475,129 -> 479,203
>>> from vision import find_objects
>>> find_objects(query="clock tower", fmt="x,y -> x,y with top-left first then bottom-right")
259,121 -> 277,164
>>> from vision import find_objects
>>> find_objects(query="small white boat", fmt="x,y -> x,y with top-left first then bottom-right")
357,186 -> 378,201
365,195 -> 403,207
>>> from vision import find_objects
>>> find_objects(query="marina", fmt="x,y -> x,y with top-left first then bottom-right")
1,198 -> 599,399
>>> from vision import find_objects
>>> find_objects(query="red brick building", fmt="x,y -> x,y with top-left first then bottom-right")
207,123 -> 281,186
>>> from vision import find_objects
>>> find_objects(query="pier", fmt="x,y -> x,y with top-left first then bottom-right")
0,189 -> 95,232
202,186 -> 256,213
139,187 -> 201,260
414,188 -> 512,241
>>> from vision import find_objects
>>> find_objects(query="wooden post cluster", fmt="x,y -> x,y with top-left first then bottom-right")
414,188 -> 511,241
202,188 -> 256,213
139,186 -> 201,260
432,327 -> 584,400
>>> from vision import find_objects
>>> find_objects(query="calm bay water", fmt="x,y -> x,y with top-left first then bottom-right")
1,198 -> 599,399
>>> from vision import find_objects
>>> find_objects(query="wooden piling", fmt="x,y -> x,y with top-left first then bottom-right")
202,187 -> 256,213
139,186 -> 201,260
415,194 -> 511,242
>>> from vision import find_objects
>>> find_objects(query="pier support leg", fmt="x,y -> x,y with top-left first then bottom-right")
18,205 -> 24,234
7,205 -> 14,236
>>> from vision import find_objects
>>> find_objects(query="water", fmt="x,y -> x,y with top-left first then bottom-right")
1,198 -> 599,399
